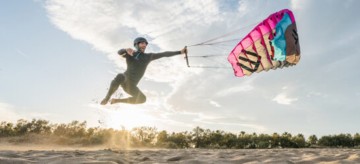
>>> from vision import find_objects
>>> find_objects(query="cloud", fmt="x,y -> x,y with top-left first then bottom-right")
44,0 -> 226,83
272,93 -> 298,105
209,100 -> 221,108
155,110 -> 265,132
0,102 -> 56,123
215,81 -> 254,97
0,102 -> 23,122
16,49 -> 29,58
291,0 -> 309,10
191,113 -> 266,132
306,91 -> 328,98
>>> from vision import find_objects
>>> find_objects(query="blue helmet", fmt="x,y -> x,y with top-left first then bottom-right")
133,37 -> 148,46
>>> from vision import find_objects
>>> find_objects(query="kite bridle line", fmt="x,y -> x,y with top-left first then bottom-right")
182,22 -> 260,69
183,47 -> 231,69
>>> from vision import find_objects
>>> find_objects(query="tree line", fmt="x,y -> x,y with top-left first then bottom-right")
1,119 -> 360,148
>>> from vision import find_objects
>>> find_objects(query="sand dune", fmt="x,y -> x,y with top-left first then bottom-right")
1,148 -> 360,164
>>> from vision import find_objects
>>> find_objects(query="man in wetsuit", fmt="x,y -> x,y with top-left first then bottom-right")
100,37 -> 187,105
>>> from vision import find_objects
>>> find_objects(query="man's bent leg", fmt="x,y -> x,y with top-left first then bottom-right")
101,74 -> 125,105
110,83 -> 146,104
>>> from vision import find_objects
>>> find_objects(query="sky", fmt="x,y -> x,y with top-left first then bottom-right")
1,0 -> 360,137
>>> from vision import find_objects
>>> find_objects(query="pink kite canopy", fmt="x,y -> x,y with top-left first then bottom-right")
228,9 -> 301,77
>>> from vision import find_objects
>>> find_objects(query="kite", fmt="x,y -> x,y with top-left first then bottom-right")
227,9 -> 300,77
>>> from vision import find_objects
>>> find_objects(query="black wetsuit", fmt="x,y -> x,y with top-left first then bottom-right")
104,49 -> 181,104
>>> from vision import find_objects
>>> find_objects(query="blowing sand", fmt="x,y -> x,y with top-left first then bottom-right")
1,148 -> 360,164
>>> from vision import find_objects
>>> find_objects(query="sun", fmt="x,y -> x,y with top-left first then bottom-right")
101,105 -> 156,130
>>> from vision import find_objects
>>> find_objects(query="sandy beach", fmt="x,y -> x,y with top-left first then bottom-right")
1,148 -> 360,164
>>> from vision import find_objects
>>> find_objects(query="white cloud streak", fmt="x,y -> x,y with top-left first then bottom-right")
209,100 -> 221,108
215,82 -> 254,97
272,93 -> 298,105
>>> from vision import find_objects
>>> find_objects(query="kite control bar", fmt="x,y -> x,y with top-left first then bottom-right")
184,46 -> 190,67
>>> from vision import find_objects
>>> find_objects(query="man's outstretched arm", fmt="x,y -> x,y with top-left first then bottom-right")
150,47 -> 187,61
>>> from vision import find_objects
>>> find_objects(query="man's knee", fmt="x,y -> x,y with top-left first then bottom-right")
112,74 -> 125,84
137,94 -> 146,104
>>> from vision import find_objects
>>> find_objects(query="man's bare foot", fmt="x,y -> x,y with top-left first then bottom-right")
100,98 -> 109,105
110,98 -> 121,104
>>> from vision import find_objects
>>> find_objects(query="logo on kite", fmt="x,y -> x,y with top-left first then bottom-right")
228,9 -> 301,77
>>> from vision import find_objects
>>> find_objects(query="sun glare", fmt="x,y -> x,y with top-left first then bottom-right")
101,105 -> 156,130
